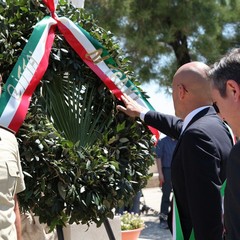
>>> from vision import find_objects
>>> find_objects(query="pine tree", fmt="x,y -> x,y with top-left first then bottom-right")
85,0 -> 240,87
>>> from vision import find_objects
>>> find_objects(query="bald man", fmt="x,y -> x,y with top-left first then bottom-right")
117,62 -> 233,240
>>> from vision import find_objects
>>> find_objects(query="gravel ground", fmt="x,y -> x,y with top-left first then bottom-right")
138,187 -> 172,240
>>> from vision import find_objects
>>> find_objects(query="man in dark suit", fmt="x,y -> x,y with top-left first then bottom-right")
208,48 -> 240,240
117,61 -> 233,240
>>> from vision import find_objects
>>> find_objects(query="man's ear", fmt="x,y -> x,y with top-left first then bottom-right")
226,80 -> 240,102
178,84 -> 187,100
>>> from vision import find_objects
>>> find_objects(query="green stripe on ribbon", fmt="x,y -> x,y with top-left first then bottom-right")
174,197 -> 184,239
221,180 -> 226,197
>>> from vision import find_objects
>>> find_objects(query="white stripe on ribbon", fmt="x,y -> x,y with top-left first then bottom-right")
68,0 -> 85,8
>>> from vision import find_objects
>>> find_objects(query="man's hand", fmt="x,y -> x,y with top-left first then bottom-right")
116,94 -> 147,118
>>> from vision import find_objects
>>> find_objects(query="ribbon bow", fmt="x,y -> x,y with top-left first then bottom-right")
0,0 -> 159,140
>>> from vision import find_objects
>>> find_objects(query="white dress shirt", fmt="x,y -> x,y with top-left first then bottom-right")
140,106 -> 209,135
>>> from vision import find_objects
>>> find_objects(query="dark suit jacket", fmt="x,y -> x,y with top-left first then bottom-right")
224,141 -> 240,240
144,107 -> 233,240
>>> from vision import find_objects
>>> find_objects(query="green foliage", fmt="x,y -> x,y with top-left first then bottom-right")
0,0 -> 154,230
0,0 -> 46,80
18,101 -> 154,230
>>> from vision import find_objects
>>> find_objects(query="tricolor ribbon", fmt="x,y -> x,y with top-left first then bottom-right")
0,0 -> 159,140
0,16 -> 56,132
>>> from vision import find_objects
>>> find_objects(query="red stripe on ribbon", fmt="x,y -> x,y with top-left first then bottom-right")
148,126 -> 160,143
42,0 -> 55,13
42,0 -> 57,18
8,25 -> 56,132
57,20 -> 123,100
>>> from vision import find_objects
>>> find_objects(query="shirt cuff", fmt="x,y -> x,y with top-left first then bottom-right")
139,109 -> 149,121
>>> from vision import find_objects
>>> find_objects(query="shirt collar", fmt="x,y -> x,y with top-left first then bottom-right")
181,106 -> 209,134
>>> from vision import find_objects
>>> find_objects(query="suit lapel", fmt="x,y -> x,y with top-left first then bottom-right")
181,107 -> 212,136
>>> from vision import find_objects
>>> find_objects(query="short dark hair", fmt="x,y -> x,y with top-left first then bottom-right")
208,48 -> 240,97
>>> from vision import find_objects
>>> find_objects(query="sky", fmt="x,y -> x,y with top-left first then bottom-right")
141,81 -> 175,115
141,81 -> 175,139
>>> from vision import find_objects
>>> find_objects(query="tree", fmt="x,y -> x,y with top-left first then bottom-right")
0,0 -> 154,230
85,0 -> 240,87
